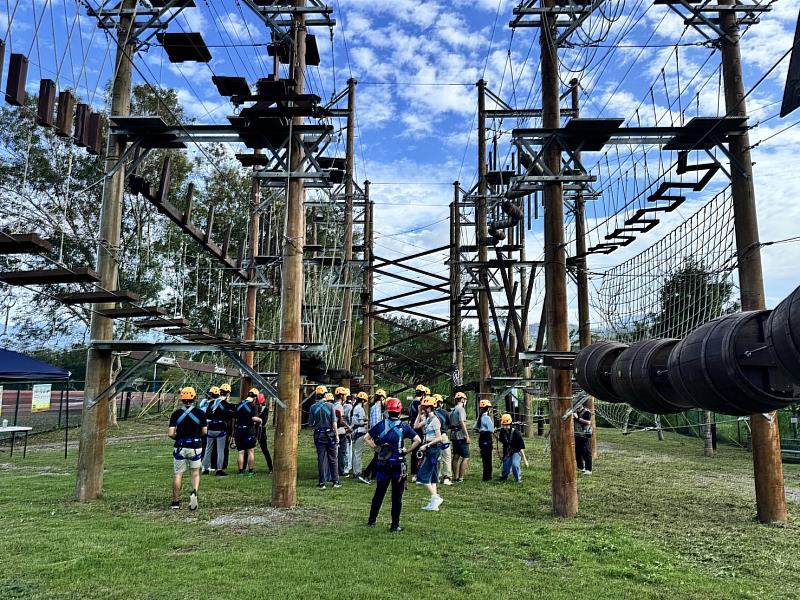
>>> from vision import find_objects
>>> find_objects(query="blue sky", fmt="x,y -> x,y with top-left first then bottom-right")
4,0 -> 800,334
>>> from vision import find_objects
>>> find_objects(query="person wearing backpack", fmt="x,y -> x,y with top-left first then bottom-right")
362,390 -> 387,482
433,394 -> 453,486
476,399 -> 495,481
235,388 -> 263,477
414,396 -> 444,511
365,397 -> 422,533
573,404 -> 594,475
310,392 -> 341,489
448,391 -> 471,482
168,387 -> 207,510
498,414 -> 525,482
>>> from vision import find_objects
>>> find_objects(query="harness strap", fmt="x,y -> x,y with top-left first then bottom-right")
176,407 -> 200,426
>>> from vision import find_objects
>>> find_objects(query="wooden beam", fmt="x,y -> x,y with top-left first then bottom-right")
57,290 -> 140,305
0,267 -> 100,285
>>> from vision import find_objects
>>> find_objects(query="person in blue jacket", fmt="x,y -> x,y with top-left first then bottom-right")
365,397 -> 421,533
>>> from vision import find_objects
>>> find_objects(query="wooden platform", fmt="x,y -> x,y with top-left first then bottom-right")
134,317 -> 190,329
57,290 -> 140,305
0,267 -> 99,285
0,233 -> 53,255
96,306 -> 167,318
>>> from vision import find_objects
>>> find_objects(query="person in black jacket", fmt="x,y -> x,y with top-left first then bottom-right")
255,392 -> 273,474
235,388 -> 263,477
202,386 -> 233,476
497,413 -> 525,482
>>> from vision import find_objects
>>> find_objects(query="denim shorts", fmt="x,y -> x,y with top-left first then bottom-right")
452,439 -> 470,458
416,447 -> 440,484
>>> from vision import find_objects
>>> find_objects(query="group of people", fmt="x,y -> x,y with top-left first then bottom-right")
167,384 -> 274,510
307,384 -> 530,532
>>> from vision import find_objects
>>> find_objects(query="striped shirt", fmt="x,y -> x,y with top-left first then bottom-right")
369,402 -> 383,429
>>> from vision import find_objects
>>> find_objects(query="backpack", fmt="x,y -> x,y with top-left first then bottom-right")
448,407 -> 462,430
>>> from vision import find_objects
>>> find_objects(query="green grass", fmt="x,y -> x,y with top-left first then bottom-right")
2,420 -> 800,600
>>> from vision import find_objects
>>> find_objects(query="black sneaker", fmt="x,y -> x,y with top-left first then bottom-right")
170,501 -> 180,510
389,526 -> 404,534
333,482 -> 342,489
367,521 -> 376,528
202,469 -> 210,475
215,470 -> 227,477
317,483 -> 326,490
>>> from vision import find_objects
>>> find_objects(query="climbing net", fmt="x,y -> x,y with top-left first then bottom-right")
590,189 -> 738,342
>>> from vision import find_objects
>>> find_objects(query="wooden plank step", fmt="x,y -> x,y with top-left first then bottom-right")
134,317 -> 190,329
164,327 -> 210,336
0,233 -> 53,255
96,306 -> 168,318
0,267 -> 99,285
57,290 -> 140,305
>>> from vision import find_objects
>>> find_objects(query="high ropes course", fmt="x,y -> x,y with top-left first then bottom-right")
0,0 -> 799,523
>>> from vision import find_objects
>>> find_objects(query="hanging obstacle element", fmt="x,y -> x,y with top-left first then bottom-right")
156,32 -> 212,63
56,290 -> 140,305
36,80 -> 56,127
0,267 -> 100,285
574,284 -> 800,415
0,233 -> 53,255
5,53 -> 28,107
55,91 -> 76,138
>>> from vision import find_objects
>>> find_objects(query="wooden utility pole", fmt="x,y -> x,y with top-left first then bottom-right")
570,79 -> 597,458
476,80 -> 491,401
360,182 -> 373,387
75,0 -> 136,502
339,78 -> 357,383
719,0 -> 786,524
241,151 -> 262,399
450,183 -> 464,383
272,2 -> 307,508
541,0 -> 578,517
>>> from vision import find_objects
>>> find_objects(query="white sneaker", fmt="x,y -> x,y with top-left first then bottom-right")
583,470 -> 592,475
189,491 -> 198,511
411,476 -> 417,483
443,478 -> 453,486
431,495 -> 444,511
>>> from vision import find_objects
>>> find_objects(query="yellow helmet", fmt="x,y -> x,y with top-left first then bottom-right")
248,387 -> 259,397
315,385 -> 328,395
479,399 -> 492,408
356,391 -> 369,401
209,386 -> 221,396
324,392 -> 334,401
375,388 -> 387,398
335,386 -> 347,396
454,391 -> 467,401
219,383 -> 232,393
421,396 -> 437,408
415,384 -> 427,393
433,393 -> 443,403
344,388 -> 351,396
180,387 -> 196,401
500,413 -> 512,425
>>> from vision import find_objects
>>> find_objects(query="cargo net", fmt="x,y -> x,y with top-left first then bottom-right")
591,189 -> 739,343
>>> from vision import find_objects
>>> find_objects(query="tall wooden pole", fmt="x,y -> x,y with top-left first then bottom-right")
542,0 -> 578,517
360,183 -> 373,387
339,78 -> 357,384
450,183 -> 464,384
241,152 -> 262,399
272,3 -> 306,508
76,0 -> 136,501
570,79 -> 596,458
719,0 -> 786,524
476,80 -> 491,401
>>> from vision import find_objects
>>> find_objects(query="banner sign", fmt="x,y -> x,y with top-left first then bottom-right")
31,384 -> 52,413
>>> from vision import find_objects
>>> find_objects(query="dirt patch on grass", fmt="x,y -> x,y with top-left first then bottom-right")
0,462 -> 69,476
208,507 -> 317,532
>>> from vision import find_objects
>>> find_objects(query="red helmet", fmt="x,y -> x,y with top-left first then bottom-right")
386,397 -> 402,413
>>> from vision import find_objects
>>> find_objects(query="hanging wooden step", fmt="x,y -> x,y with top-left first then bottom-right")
0,233 -> 53,255
157,32 -> 212,63
164,327 -> 210,336
86,112 -> 103,155
212,76 -> 250,97
55,91 -> 76,138
36,79 -> 56,127
134,317 -> 190,329
0,267 -> 100,285
96,306 -> 167,318
74,104 -> 88,147
56,290 -> 140,305
5,53 -> 28,106
0,41 -> 5,93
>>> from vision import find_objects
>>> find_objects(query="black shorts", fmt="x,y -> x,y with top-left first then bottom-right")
235,427 -> 256,450
452,439 -> 470,458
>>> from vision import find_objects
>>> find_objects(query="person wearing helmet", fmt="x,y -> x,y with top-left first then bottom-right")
433,394 -> 453,486
234,388 -> 263,477
351,391 -> 370,484
476,399 -> 495,481
202,386 -> 233,476
498,414 -> 525,482
218,383 -> 235,471
309,392 -> 340,489
365,397 -> 421,533
448,391 -> 471,482
414,396 -> 444,511
168,387 -> 207,510
333,387 -> 353,479
408,384 -> 428,481
363,390 -> 387,482
573,401 -> 594,475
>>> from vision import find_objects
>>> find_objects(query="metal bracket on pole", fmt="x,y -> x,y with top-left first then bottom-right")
220,348 -> 284,407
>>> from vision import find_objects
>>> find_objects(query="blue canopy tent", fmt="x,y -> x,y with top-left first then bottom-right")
0,348 -> 71,458
0,348 -> 70,381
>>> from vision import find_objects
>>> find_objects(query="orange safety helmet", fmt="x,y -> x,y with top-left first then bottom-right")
375,388 -> 387,398
335,386 -> 347,396
454,391 -> 467,401
315,384 -> 328,395
479,399 -> 493,409
180,387 -> 196,401
421,396 -> 437,408
500,414 -> 513,425
356,391 -> 369,401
